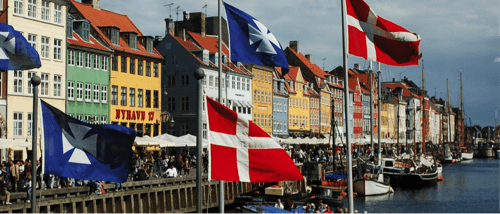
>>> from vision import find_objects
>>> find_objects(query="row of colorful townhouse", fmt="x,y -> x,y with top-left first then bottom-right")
0,0 -> 463,162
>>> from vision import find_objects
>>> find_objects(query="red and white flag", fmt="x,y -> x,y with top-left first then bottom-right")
347,0 -> 421,66
206,96 -> 303,183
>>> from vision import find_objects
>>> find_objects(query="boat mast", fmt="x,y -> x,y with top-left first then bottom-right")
413,99 -> 417,163
377,63 -> 381,166
421,59 -> 426,155
460,72 -> 464,147
447,79 -> 450,144
369,61 -> 374,157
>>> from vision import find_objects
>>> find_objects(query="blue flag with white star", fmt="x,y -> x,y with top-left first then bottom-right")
0,23 -> 41,70
224,2 -> 289,74
41,100 -> 136,183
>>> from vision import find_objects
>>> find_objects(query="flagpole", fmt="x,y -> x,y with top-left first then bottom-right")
195,68 -> 205,213
377,64 -> 381,167
341,0 -> 354,212
30,75 -> 41,213
369,61 -> 374,157
218,0 -> 225,212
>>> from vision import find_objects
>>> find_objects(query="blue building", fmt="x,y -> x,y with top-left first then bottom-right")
273,69 -> 289,138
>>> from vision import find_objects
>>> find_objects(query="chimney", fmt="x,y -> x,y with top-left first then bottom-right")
392,78 -> 395,82
183,11 -> 190,21
82,0 -> 100,10
305,54 -> 312,61
354,63 -> 360,70
154,35 -> 162,47
289,41 -> 299,52
182,29 -> 186,41
164,18 -> 175,35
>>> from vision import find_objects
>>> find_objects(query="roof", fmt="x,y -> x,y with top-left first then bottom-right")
383,82 -> 419,98
283,66 -> 301,82
188,32 -> 229,56
286,47 -> 327,79
71,0 -> 163,59
67,32 -> 111,52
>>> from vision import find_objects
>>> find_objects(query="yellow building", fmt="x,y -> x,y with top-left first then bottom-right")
250,65 -> 273,136
72,0 -> 163,137
387,102 -> 396,141
6,0 -> 69,160
284,66 -> 310,136
380,101 -> 389,140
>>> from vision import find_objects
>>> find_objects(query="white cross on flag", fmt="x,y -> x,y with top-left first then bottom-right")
206,96 -> 303,183
347,0 -> 421,66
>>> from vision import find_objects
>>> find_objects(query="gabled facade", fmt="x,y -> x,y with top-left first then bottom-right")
319,80 -> 331,135
7,0 -> 69,151
305,81 -> 320,135
71,0 -> 163,137
273,67 -> 289,138
285,66 -> 310,137
250,65 -> 273,136
66,14 -> 112,125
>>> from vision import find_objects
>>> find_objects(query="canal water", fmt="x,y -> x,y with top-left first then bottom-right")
352,158 -> 499,213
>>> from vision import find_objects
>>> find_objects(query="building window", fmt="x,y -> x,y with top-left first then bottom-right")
93,84 -> 99,103
40,73 -> 49,96
129,58 -> 135,74
67,81 -> 74,100
138,60 -> 143,75
101,116 -> 107,125
145,90 -> 151,108
153,63 -> 158,77
181,97 -> 189,111
77,114 -> 82,121
101,85 -> 107,103
94,54 -> 99,70
53,75 -> 61,97
129,88 -> 135,107
180,123 -> 189,135
121,56 -> 127,73
53,39 -> 62,60
203,123 -> 207,139
112,55 -> 118,71
27,71 -> 35,94
28,0 -> 37,18
237,77 -> 241,90
28,34 -> 37,51
14,0 -> 23,15
182,75 -> 189,86
111,86 -> 118,105
76,82 -> 83,101
209,75 -> 213,87
85,53 -> 91,68
13,112 -> 22,137
42,0 -> 50,21
102,56 -> 108,71
27,113 -> 32,137
153,90 -> 159,108
110,28 -> 119,45
129,33 -> 137,49
171,55 -> 177,65
121,87 -> 127,106
85,84 -> 91,102
146,38 -> 154,53
167,75 -> 175,86
76,51 -> 83,67
54,3 -> 62,24
67,50 -> 74,66
231,76 -> 235,89
146,62 -> 151,76
167,97 -> 175,111
138,89 -> 143,107
41,37 -> 49,59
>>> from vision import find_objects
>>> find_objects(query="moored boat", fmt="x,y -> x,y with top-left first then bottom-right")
353,174 -> 393,196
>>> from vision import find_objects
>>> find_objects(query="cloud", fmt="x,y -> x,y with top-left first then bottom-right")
494,56 -> 500,62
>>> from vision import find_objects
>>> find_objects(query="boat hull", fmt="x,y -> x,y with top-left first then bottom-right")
399,171 -> 438,187
353,178 -> 392,196
476,148 -> 495,158
461,152 -> 473,160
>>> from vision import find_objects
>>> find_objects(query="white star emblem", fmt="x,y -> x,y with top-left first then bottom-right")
61,122 -> 97,165
0,31 -> 15,60
248,19 -> 281,54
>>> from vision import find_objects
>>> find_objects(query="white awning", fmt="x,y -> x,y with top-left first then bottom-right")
246,101 -> 255,108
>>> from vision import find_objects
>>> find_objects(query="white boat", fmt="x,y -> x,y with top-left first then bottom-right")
353,175 -> 393,196
461,152 -> 473,160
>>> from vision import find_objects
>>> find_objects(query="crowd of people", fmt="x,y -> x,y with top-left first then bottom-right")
274,198 -> 359,213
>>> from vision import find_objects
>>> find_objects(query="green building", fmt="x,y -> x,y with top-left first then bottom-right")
66,15 -> 112,124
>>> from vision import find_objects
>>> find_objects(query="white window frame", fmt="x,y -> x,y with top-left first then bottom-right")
76,51 -> 83,67
27,71 -> 35,94
67,81 -> 74,101
101,85 -> 107,103
129,88 -> 135,107
67,50 -> 74,65
27,113 -> 32,137
40,73 -> 49,96
41,36 -> 50,59
101,116 -> 107,125
102,56 -> 108,71
28,34 -> 37,51
14,0 -> 23,15
85,83 -> 91,102
93,84 -> 99,103
28,0 -> 37,18
41,0 -> 50,21
85,53 -> 91,68
13,112 -> 23,137
76,82 -> 83,101
94,54 -> 99,70
54,3 -> 62,24
53,75 -> 61,97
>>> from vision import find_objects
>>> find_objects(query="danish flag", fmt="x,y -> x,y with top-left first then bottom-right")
206,96 -> 303,183
347,0 -> 421,66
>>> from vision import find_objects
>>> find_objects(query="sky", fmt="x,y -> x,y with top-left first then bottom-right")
98,0 -> 500,127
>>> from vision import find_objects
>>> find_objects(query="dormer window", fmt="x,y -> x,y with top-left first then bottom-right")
146,38 -> 153,53
73,20 -> 91,42
110,28 -> 120,45
66,15 -> 73,38
82,22 -> 90,42
129,33 -> 137,49
202,49 -> 209,65
210,53 -> 219,66
222,54 -> 227,65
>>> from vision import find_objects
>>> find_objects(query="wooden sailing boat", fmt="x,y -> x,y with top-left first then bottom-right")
459,72 -> 474,160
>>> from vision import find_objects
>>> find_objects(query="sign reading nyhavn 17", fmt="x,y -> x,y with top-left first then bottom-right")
115,109 -> 155,121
